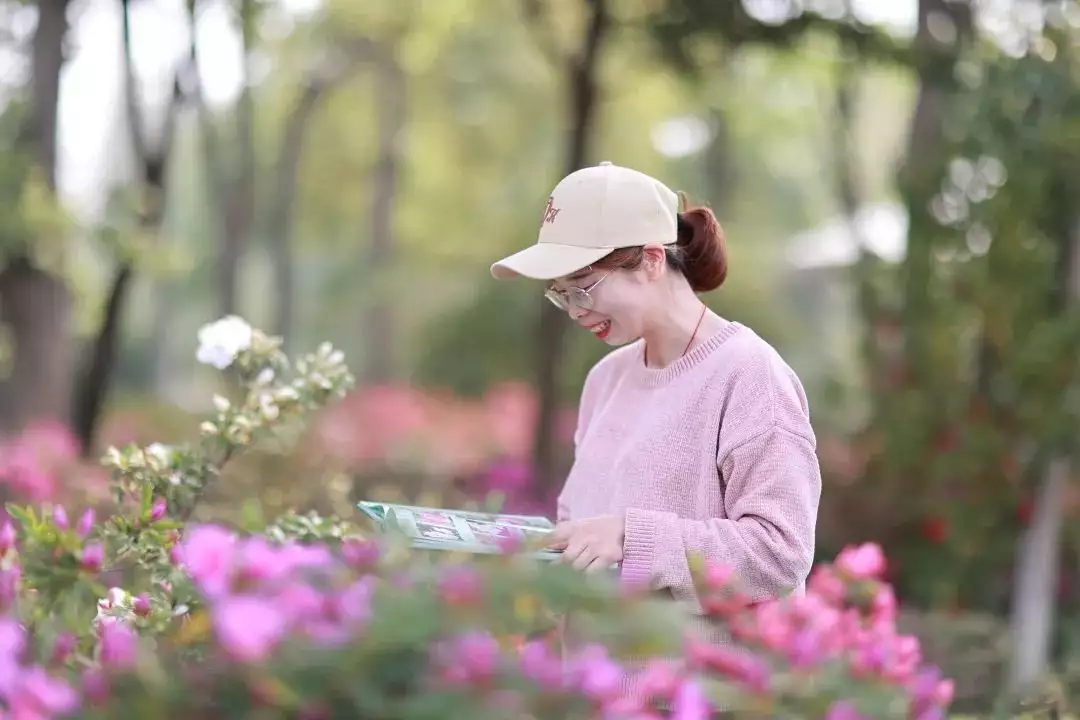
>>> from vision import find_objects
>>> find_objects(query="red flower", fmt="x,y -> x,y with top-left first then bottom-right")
921,516 -> 948,544
1017,498 -> 1035,526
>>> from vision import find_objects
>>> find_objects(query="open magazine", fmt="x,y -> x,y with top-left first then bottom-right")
357,501 -> 563,561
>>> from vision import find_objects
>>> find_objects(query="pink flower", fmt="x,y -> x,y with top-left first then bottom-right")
235,537 -> 288,586
149,497 -> 167,522
99,622 -> 139,670
634,659 -> 680,699
52,505 -> 68,530
825,700 -> 866,720
0,620 -> 26,695
808,565 -> 847,605
341,538 -> 380,569
51,632 -> 76,664
704,563 -> 735,590
81,542 -> 105,573
81,667 -> 110,704
835,543 -> 886,579
277,584 -> 325,622
332,577 -> 375,626
872,584 -> 897,623
455,632 -> 501,681
518,641 -> 562,690
76,508 -> 95,537
0,522 -> 15,555
213,596 -> 287,662
565,645 -> 624,701
436,566 -> 483,606
671,678 -> 710,720
133,593 -> 152,617
177,525 -> 237,598
686,641 -> 770,694
11,667 -> 80,716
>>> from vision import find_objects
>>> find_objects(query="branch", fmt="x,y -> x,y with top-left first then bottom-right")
520,0 -> 568,66
71,0 -> 187,456
646,2 -> 911,74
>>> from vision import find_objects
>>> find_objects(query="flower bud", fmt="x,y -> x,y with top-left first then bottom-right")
76,508 -> 96,537
133,593 -> 152,617
81,542 -> 105,573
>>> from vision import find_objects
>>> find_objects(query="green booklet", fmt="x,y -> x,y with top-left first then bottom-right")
357,501 -> 563,561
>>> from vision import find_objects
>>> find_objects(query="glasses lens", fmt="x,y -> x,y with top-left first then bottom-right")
544,289 -> 568,310
569,288 -> 593,310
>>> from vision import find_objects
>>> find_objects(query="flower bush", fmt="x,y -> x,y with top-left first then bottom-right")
0,316 -> 955,718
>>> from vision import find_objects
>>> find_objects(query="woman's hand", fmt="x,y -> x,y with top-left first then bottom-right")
548,515 -> 624,572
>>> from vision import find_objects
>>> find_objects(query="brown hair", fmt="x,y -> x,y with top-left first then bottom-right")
591,205 -> 728,293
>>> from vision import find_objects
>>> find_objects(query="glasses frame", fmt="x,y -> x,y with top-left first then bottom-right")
544,269 -> 612,312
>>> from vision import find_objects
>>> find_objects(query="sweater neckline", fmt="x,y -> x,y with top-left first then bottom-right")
631,321 -> 743,387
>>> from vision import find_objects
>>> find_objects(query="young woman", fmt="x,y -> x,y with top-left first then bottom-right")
491,162 -> 821,627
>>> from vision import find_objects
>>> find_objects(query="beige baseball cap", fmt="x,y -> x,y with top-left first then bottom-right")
490,161 -> 680,280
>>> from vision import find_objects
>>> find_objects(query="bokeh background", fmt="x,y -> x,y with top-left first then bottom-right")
2,0 -> 1080,712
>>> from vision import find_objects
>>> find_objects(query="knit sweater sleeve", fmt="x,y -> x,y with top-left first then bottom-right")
619,354 -> 821,606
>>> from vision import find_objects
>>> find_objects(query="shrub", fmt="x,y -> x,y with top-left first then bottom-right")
0,317 -> 954,719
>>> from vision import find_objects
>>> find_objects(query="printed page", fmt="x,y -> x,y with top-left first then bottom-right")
357,501 -> 561,559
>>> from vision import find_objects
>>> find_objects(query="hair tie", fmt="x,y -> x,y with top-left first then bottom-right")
675,212 -> 693,247
676,190 -> 689,213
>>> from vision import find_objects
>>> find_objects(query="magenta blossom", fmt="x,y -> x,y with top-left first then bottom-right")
0,523 -> 16,555
149,497 -> 167,522
81,542 -> 105,573
11,666 -> 80,717
835,543 -> 886,580
52,505 -> 68,530
176,525 -> 238,598
341,538 -> 380,569
213,595 -> 287,663
99,621 -> 139,670
76,508 -> 95,537
436,565 -> 483,606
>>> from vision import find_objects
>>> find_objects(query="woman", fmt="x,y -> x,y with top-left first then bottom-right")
490,162 -> 821,629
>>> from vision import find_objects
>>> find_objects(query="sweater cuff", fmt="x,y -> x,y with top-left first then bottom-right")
620,508 -> 659,592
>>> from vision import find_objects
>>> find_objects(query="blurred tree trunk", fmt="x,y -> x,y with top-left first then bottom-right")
269,82 -> 327,353
218,0 -> 256,318
362,42 -> 406,385
1008,190 -> 1080,695
529,0 -> 611,497
829,30 -> 882,403
0,0 -> 72,435
897,0 -> 973,379
184,0 -> 256,320
268,44 -> 368,353
71,0 -> 184,456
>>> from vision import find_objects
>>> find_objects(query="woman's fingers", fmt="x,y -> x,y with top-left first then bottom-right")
559,538 -> 588,565
571,546 -> 596,571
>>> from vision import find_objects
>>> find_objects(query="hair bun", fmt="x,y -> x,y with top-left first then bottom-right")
671,206 -> 727,293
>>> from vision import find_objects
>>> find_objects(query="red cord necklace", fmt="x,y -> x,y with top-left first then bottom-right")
644,304 -> 708,367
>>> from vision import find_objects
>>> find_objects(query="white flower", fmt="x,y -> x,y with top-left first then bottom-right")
258,392 -> 280,420
196,315 -> 253,370
145,443 -> 173,465
94,587 -> 135,628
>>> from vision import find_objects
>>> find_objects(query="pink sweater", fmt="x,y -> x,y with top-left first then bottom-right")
559,320 -> 821,617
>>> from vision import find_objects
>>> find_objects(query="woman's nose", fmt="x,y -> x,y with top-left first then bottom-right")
568,304 -> 588,320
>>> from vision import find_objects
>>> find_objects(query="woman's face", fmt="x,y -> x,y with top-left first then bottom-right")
549,264 -> 654,346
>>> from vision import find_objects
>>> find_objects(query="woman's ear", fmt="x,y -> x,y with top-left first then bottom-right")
641,245 -> 667,280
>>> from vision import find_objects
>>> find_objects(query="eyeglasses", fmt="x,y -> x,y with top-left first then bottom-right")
544,271 -> 611,312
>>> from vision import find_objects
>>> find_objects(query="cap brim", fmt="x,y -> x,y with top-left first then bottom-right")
490,243 -> 611,281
